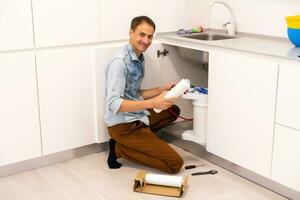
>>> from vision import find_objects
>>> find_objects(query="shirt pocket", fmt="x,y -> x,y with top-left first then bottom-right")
127,69 -> 141,82
125,64 -> 143,94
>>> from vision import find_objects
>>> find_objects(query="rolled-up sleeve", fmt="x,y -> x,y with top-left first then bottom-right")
106,58 -> 126,114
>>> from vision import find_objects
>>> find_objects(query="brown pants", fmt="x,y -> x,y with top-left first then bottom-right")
107,105 -> 183,174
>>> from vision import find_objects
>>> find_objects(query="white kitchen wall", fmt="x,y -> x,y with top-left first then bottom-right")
186,0 -> 300,37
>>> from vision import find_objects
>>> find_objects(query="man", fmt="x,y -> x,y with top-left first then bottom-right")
104,16 -> 183,174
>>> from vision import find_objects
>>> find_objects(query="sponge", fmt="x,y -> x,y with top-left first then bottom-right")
191,26 -> 204,33
177,26 -> 204,35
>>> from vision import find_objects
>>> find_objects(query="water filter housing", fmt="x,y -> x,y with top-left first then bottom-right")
182,92 -> 208,145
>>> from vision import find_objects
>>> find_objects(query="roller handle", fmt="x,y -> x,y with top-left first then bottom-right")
185,165 -> 196,170
191,170 -> 218,176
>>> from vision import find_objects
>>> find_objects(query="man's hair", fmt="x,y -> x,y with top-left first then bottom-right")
130,16 -> 156,31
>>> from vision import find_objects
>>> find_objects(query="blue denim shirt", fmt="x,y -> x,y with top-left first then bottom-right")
104,44 -> 150,127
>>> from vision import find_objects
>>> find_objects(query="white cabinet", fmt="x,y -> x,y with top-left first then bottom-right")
154,0 -> 187,33
206,51 -> 278,177
0,52 -> 41,166
271,125 -> 300,192
99,0 -> 155,41
32,0 -> 100,47
272,62 -> 300,192
94,44 -> 124,143
0,0 -> 34,51
141,42 -> 163,89
36,47 -> 96,155
276,62 -> 300,130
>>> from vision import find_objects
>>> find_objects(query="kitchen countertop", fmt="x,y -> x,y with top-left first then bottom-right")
157,29 -> 300,62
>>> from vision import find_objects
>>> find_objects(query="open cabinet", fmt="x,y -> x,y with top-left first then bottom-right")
94,43 -> 209,143
158,44 -> 208,119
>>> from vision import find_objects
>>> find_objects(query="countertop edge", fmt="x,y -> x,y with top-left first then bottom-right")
156,31 -> 300,63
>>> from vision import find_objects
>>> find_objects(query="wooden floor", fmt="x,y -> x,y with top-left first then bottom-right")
0,145 -> 287,200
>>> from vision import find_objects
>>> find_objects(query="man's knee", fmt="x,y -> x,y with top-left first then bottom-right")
170,105 -> 180,116
165,154 -> 183,174
172,155 -> 184,173
168,105 -> 180,122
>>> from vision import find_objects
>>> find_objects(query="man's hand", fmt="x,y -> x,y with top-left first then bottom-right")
151,91 -> 178,110
139,82 -> 177,100
160,82 -> 177,92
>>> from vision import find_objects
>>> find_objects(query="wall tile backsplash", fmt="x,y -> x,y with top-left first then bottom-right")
187,0 -> 300,38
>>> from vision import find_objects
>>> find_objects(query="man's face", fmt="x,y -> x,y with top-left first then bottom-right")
129,22 -> 154,55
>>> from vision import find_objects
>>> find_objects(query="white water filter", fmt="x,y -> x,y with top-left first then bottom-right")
154,79 -> 191,113
182,93 -> 208,145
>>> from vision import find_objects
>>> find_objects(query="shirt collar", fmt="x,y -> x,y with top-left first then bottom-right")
126,44 -> 144,63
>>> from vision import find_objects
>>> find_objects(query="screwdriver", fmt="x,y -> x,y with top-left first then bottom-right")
184,164 -> 205,170
192,170 -> 218,176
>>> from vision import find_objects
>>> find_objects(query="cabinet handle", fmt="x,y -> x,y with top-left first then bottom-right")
157,49 -> 169,57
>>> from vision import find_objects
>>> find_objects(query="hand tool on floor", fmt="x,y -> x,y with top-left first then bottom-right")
191,170 -> 218,176
184,164 -> 205,169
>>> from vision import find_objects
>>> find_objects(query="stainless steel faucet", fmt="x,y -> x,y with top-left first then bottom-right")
209,1 -> 236,36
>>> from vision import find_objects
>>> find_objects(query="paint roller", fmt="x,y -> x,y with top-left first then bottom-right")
145,173 -> 184,187
133,170 -> 188,197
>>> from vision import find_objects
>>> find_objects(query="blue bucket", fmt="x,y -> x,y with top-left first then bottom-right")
287,28 -> 300,47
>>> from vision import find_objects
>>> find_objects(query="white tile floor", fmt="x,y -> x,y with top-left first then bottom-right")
0,145 -> 287,200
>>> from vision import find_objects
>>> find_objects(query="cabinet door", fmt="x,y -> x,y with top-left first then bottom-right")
99,0 -> 155,41
94,44 -> 124,143
271,125 -> 300,192
276,62 -> 300,130
141,42 -> 162,89
0,0 -> 34,51
32,0 -> 100,47
36,47 -> 96,155
0,52 -> 41,166
207,51 -> 278,177
154,0 -> 187,32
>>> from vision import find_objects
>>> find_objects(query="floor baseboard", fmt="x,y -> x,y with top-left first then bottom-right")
0,143 -> 107,178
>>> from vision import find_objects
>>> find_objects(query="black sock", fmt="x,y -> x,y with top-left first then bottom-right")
107,138 -> 122,169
